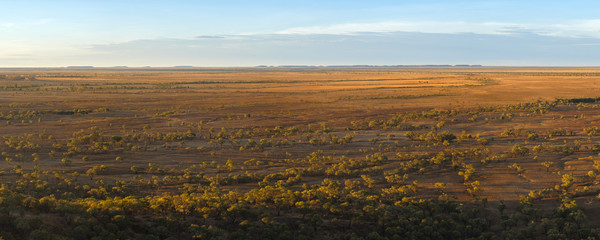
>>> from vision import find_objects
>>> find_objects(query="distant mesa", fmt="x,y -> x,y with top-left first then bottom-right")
61,65 -> 482,69
278,65 -> 314,68
454,64 -> 482,67
273,64 -> 484,68
66,66 -> 94,69
327,65 -> 372,67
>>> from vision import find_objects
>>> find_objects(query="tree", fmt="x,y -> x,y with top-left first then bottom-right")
541,161 -> 554,172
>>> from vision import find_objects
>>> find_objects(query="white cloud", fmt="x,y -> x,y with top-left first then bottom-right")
277,20 -> 600,39
278,21 -> 523,35
545,19 -> 600,38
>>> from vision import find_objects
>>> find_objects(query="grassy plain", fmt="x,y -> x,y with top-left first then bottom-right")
3,67 -> 600,239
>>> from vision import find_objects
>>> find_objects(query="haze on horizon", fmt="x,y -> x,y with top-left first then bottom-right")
2,0 -> 600,67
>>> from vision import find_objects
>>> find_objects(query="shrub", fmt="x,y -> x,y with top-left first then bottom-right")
510,144 -> 529,156
501,129 -> 517,137
527,132 -> 539,141
476,137 -> 491,146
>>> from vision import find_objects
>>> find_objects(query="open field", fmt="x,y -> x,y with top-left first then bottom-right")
3,67 -> 600,239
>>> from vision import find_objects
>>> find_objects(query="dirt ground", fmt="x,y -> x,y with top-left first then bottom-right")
3,67 -> 600,229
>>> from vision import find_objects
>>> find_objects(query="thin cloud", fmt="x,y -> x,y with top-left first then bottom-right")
545,19 -> 600,38
73,31 -> 600,67
574,43 -> 600,46
32,18 -> 54,25
1,22 -> 15,28
277,20 -> 600,39
1,18 -> 53,28
278,21 -> 527,35
195,35 -> 226,39
4,28 -> 600,67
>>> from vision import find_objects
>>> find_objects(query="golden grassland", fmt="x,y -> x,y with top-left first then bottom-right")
3,67 -> 600,239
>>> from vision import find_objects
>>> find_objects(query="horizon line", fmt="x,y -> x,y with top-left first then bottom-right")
2,65 -> 600,69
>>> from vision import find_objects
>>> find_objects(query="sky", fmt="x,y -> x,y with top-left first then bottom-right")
1,0 -> 600,67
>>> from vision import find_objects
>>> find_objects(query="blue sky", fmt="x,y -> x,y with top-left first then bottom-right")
1,1 -> 600,67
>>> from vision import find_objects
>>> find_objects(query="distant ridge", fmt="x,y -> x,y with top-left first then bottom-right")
269,64 -> 483,68
66,66 -> 94,69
